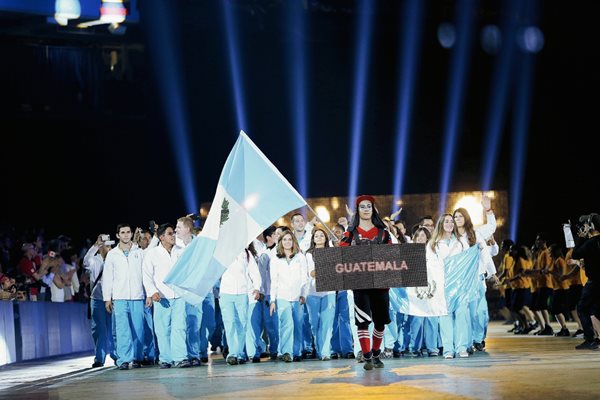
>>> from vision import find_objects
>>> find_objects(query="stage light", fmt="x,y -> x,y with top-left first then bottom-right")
100,0 -> 127,25
348,0 -> 375,205
54,0 -> 81,26
223,0 -> 248,131
331,197 -> 340,210
481,25 -> 501,54
480,0 -> 517,191
200,207 -> 208,219
287,2 -> 308,197
518,26 -> 544,53
315,206 -> 331,224
391,0 -> 424,211
453,195 -> 484,226
437,23 -> 456,49
438,0 -> 478,214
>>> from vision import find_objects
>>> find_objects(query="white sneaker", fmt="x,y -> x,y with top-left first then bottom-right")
458,351 -> 469,358
444,353 -> 454,359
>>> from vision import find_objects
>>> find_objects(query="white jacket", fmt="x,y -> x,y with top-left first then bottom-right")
102,244 -> 145,301
220,250 -> 262,296
270,252 -> 309,302
142,243 -> 183,299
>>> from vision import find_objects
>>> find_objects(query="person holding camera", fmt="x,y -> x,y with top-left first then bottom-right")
83,234 -> 116,368
570,213 -> 600,350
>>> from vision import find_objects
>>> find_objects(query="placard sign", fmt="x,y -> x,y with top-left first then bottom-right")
312,243 -> 428,291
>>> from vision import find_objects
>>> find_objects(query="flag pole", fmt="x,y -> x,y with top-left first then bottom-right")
304,202 -> 340,243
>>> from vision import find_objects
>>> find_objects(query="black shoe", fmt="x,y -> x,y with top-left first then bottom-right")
363,358 -> 374,371
131,361 -> 141,369
346,352 -> 355,359
293,355 -> 302,362
270,353 -> 278,361
540,326 -> 554,336
92,361 -> 103,368
372,350 -> 384,368
473,342 -> 484,352
260,352 -> 269,358
466,346 -> 474,355
190,358 -> 202,367
226,356 -> 238,365
118,362 -> 129,370
174,360 -> 191,368
200,357 -> 209,363
481,340 -> 486,348
330,352 -> 340,359
252,356 -> 261,363
572,329 -> 584,338
282,353 -> 292,363
159,362 -> 171,369
140,358 -> 154,366
575,340 -> 599,350
237,358 -> 247,365
555,328 -> 569,337
222,348 -> 229,359
392,351 -> 402,358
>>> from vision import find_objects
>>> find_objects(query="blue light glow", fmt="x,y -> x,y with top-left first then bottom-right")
144,1 -> 198,214
348,0 -> 375,205
438,0 -> 478,214
223,0 -> 247,132
480,0 -> 517,191
287,2 -> 308,198
391,0 -> 424,210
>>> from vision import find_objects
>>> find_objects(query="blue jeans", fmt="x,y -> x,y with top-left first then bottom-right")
330,291 -> 353,355
90,299 -> 116,364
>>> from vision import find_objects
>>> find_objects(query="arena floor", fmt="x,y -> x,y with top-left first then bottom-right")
1,321 -> 598,400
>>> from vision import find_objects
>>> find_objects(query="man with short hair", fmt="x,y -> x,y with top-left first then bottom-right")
418,216 -> 435,233
102,223 -> 146,370
143,223 -> 190,368
291,213 -> 313,252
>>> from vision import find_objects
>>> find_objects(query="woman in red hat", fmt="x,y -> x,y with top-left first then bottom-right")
340,195 -> 392,371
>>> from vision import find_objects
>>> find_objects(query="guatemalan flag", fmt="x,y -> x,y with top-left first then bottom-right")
394,244 -> 480,316
164,131 -> 307,305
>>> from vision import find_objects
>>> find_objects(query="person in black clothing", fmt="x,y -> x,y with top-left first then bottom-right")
339,195 -> 392,371
570,213 -> 600,350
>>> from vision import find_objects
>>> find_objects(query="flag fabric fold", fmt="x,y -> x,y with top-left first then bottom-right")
443,245 -> 481,313
164,131 -> 307,305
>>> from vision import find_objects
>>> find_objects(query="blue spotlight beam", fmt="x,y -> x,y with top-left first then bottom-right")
348,0 -> 375,205
223,0 -> 247,132
480,0 -> 518,191
144,1 -> 198,214
391,0 -> 425,211
438,0 -> 479,215
287,2 -> 308,198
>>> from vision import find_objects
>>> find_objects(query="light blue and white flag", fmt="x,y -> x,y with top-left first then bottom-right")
164,131 -> 307,305
443,245 -> 481,313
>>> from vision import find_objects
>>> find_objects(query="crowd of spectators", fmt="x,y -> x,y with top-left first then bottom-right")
0,228 -> 91,303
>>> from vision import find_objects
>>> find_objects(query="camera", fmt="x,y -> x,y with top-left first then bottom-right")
101,234 -> 110,241
104,240 -> 115,246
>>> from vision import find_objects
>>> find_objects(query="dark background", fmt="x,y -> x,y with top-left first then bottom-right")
0,0 -> 597,247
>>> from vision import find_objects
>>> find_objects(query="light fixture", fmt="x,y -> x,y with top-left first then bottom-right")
315,206 -> 331,224
54,0 -> 81,26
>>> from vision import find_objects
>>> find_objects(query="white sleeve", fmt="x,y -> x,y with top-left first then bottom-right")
269,256 -> 279,301
489,242 -> 499,257
142,251 -> 158,297
300,254 -> 309,298
102,254 -> 114,301
247,255 -> 262,292
83,245 -> 100,269
477,211 -> 497,240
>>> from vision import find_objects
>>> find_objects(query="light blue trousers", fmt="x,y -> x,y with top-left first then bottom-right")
306,294 -> 336,358
302,303 -> 313,353
330,291 -> 353,356
154,298 -> 188,364
276,299 -> 303,357
262,295 -> 279,355
185,302 -> 203,359
143,305 -> 157,361
469,281 -> 488,344
113,299 -> 144,366
439,303 -> 469,356
199,294 -> 216,359
220,293 -> 248,359
407,316 -> 440,353
246,300 -> 267,358
90,299 -> 115,364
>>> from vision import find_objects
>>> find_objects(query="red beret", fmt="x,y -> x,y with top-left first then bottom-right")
355,195 -> 375,207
